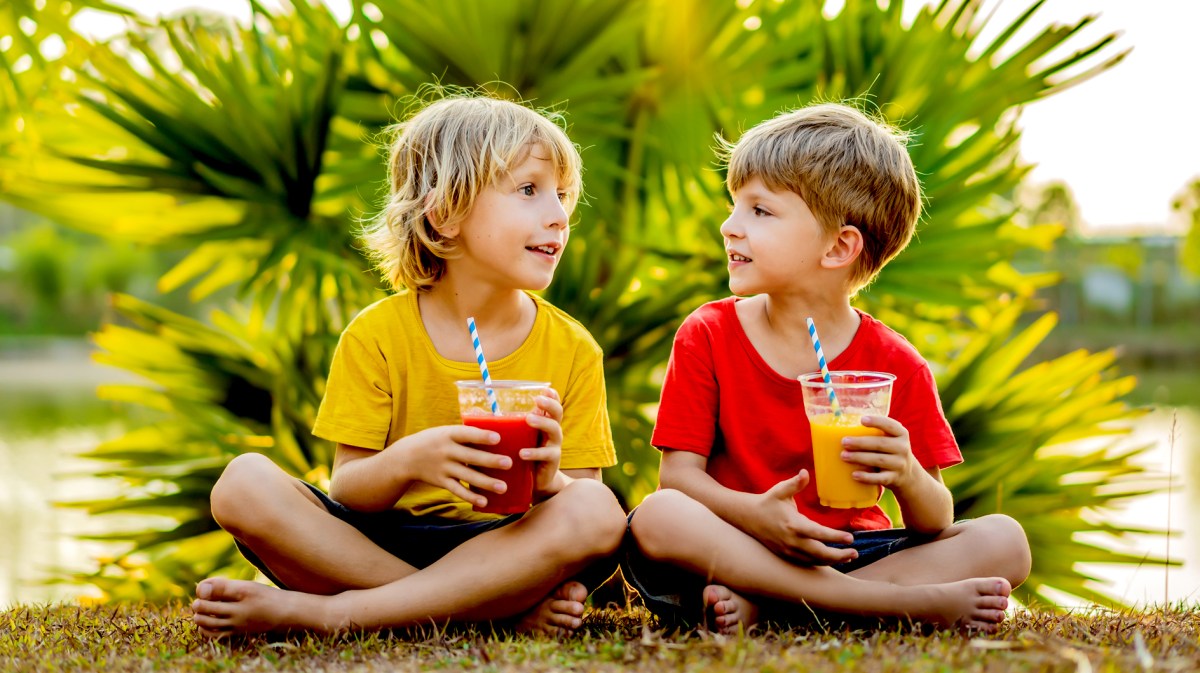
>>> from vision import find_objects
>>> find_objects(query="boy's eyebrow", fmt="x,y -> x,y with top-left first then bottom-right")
509,157 -> 559,184
734,184 -> 780,203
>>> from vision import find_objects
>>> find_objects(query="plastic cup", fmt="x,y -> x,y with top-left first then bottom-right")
799,371 -> 896,509
455,380 -> 548,514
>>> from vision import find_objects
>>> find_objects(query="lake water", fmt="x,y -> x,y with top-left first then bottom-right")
1,340 -> 1197,608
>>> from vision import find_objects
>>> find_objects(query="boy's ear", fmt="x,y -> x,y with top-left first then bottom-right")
425,193 -> 459,238
428,215 -> 459,239
821,225 -> 864,270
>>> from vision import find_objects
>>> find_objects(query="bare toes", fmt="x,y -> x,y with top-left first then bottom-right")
549,611 -> 583,630
964,622 -> 995,634
558,581 -> 588,604
200,626 -> 234,639
196,578 -> 239,602
979,595 -> 1009,611
191,599 -> 232,618
193,613 -> 230,630
703,585 -> 731,606
550,600 -> 584,617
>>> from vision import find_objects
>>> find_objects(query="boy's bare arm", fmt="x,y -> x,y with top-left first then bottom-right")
841,415 -> 954,534
329,392 -> 598,511
328,425 -> 511,512
659,449 -> 856,565
893,466 -> 954,534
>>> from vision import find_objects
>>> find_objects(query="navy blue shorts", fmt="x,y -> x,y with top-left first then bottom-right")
620,507 -> 933,629
236,481 -> 619,593
236,481 -> 526,590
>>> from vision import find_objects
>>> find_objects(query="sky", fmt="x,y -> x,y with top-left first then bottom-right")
73,0 -> 1200,231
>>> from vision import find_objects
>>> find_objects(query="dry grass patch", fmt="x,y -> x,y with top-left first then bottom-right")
1,602 -> 1197,672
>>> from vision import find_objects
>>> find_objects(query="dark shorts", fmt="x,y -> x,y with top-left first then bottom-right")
237,481 -> 617,592
620,507 -> 933,629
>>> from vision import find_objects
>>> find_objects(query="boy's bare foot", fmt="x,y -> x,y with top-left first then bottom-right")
912,578 -> 1011,633
703,584 -> 760,635
191,578 -> 328,637
515,581 -> 588,635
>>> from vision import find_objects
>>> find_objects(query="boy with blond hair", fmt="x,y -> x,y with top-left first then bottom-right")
625,103 -> 1032,633
191,95 -> 626,636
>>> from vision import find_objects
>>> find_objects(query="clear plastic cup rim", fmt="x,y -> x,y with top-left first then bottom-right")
797,371 -> 896,389
455,380 -> 550,390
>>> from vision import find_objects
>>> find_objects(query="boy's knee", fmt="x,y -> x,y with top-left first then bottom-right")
210,453 -> 286,535
552,479 -> 626,555
628,489 -> 700,559
972,514 -> 1032,584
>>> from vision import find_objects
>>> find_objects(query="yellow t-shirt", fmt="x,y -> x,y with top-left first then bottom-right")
312,289 -> 616,520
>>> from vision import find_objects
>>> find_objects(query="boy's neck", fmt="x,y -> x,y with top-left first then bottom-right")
417,276 -> 536,363
759,292 -> 858,338
734,290 -> 860,379
422,280 -> 528,326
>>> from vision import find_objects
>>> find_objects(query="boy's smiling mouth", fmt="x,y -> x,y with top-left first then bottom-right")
728,250 -> 752,263
526,242 -> 561,260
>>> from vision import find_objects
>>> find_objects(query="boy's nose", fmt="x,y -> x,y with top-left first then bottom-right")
719,215 -> 742,238
545,197 -> 568,229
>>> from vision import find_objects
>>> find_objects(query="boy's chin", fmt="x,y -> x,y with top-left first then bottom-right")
526,275 -> 555,292
727,279 -> 759,296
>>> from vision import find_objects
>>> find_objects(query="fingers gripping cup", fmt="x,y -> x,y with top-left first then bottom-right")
456,380 -> 547,514
799,371 -> 896,509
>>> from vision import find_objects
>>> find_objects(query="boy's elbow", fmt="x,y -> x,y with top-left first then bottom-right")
656,449 -> 708,492
328,476 -> 390,513
909,518 -> 952,537
908,504 -> 954,536
657,467 -> 685,491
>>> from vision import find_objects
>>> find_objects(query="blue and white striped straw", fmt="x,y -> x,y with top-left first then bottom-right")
806,317 -> 842,418
467,317 -> 500,415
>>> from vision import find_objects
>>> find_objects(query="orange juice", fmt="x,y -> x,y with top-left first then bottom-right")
810,413 -> 883,509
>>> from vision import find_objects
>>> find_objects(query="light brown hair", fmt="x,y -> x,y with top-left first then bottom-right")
720,103 -> 921,292
362,94 -> 582,292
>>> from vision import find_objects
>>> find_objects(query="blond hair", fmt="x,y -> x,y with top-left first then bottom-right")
720,103 -> 922,292
363,94 -> 582,292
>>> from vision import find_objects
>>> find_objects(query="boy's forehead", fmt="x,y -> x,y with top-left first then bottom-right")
513,152 -> 554,173
732,176 -> 790,200
507,146 -> 565,182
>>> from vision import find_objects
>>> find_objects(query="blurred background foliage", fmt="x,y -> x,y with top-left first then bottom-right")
0,0 -> 1171,607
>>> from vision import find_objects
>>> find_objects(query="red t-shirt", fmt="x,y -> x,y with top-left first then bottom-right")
651,298 -> 962,531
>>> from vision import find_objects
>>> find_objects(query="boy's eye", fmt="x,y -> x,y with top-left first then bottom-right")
557,192 -> 568,202
753,206 -> 768,217
520,185 -> 535,196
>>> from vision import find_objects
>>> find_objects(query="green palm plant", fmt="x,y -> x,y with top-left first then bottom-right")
0,1 -> 133,130
0,0 -> 1158,607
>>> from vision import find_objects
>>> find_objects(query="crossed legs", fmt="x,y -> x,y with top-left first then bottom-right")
192,453 -> 626,636
630,489 -> 1031,633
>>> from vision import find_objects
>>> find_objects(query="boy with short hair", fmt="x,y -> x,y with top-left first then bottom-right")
625,103 -> 1032,633
191,95 -> 626,636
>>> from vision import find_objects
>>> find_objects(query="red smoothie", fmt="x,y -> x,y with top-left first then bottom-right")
463,413 -> 539,514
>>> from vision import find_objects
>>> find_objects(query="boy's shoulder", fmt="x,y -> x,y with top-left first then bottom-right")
530,293 -> 604,357
342,291 -> 413,339
848,310 -> 929,372
679,297 -> 738,331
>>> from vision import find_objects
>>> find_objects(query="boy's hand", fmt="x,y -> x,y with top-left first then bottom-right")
517,389 -> 564,497
749,471 -> 858,565
395,425 -> 511,510
840,416 -> 922,492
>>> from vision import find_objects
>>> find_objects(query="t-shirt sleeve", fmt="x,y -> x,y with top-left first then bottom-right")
558,341 -> 617,470
312,330 -> 393,450
650,315 -> 719,456
892,362 -> 961,470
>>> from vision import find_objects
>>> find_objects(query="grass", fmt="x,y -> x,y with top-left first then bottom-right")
2,603 -> 1198,672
